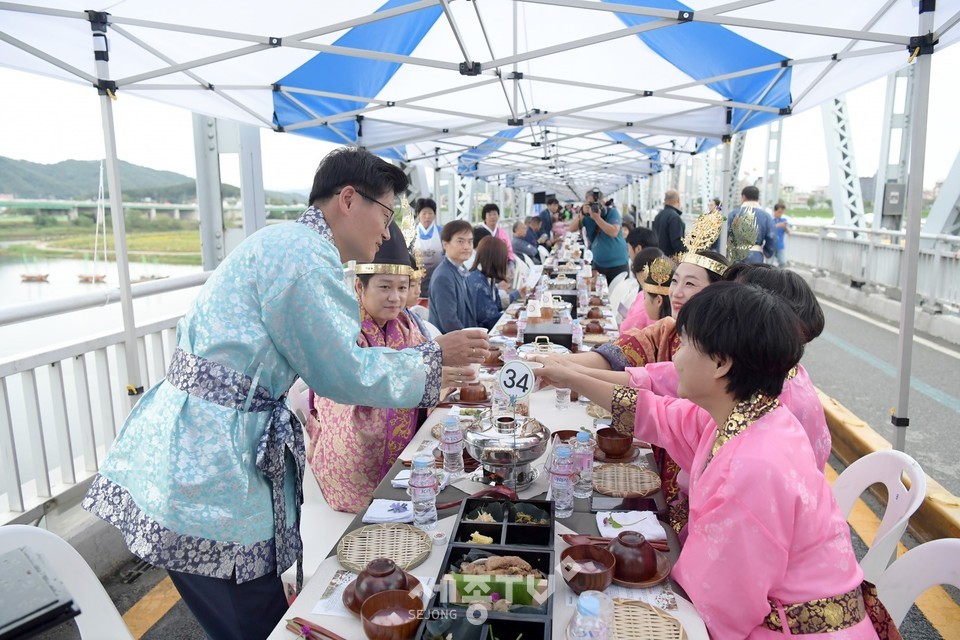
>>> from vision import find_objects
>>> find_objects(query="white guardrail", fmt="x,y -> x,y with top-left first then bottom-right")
787,224 -> 960,311
0,273 -> 211,525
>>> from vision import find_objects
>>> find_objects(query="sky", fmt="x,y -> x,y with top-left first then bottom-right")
1,43 -> 958,195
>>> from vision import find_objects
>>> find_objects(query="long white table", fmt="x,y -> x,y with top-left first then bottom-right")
266,387 -> 708,639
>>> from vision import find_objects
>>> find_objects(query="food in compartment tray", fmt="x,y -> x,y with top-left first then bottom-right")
467,531 -> 495,544
459,554 -> 544,578
465,509 -> 498,523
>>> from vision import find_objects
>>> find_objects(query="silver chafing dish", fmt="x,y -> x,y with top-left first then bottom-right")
462,409 -> 551,490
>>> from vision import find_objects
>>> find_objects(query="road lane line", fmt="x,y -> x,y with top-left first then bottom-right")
820,331 -> 960,414
819,298 -> 960,361
121,576 -> 181,639
826,464 -> 959,637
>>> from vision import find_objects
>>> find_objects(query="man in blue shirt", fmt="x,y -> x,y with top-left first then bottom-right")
570,188 -> 629,285
773,202 -> 790,267
512,220 -> 540,264
728,186 -> 777,264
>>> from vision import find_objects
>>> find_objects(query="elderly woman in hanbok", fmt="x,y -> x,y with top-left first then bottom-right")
306,224 -> 469,512
538,283 -> 887,639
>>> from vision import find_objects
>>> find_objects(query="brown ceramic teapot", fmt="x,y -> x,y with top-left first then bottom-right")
607,531 -> 657,583
354,558 -> 410,602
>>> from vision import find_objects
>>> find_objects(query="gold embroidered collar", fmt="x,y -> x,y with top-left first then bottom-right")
704,392 -> 779,469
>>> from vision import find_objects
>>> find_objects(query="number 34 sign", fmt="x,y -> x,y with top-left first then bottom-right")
497,360 -> 538,400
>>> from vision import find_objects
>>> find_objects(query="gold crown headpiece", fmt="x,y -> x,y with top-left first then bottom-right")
640,257 -> 673,296
678,210 -> 727,276
355,196 -> 417,277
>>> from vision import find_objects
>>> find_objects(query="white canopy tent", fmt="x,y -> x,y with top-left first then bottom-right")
1,0 -> 958,447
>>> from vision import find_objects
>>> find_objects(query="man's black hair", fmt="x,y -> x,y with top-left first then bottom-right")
741,185 -> 760,202
440,219 -> 473,243
309,147 -> 408,204
631,246 -> 664,276
471,224 -> 492,248
626,227 -> 658,250
725,264 -> 824,343
676,281 -> 804,400
415,197 -> 437,213
546,197 -> 560,206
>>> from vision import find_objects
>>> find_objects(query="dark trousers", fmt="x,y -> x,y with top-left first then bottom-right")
595,263 -> 629,286
168,569 -> 288,640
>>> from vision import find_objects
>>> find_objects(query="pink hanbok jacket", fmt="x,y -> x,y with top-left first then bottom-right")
628,390 -> 877,639
627,362 -> 831,473
619,295 -> 655,334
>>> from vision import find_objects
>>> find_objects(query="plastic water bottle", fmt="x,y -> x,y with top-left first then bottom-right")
566,592 -> 609,639
550,444 -> 575,519
407,454 -> 438,531
571,319 -> 583,353
572,431 -> 595,499
441,415 -> 464,477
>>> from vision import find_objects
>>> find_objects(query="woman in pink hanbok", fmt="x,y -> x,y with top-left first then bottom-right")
538,283 -> 891,639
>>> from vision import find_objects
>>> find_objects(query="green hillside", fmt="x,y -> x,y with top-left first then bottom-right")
0,156 -> 305,204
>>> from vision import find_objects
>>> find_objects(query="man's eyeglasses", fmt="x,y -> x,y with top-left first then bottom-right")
353,187 -> 396,227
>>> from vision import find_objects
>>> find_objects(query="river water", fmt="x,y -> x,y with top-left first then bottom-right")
0,256 -> 204,360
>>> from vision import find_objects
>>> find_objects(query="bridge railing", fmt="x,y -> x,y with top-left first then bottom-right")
0,273 -> 210,525
788,224 -> 960,310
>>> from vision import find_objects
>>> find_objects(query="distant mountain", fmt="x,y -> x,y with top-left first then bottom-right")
0,157 -> 306,204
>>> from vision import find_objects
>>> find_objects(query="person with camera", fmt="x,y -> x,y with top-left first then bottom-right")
569,187 -> 629,285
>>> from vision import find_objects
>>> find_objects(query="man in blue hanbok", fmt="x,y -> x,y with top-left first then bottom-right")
83,147 -> 489,639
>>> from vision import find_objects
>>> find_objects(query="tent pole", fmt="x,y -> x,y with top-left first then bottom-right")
892,9 -> 935,452
719,138 -> 732,255
92,13 -> 143,408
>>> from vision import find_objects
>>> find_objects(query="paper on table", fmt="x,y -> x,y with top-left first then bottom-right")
596,511 -> 667,540
310,569 -> 439,618
562,582 -> 678,611
525,265 -> 543,290
399,437 -> 439,462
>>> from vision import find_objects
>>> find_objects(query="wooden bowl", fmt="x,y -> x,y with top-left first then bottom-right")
355,558 -> 410,603
586,307 -> 603,320
360,590 -> 424,640
560,544 -> 615,594
596,427 -> 632,457
589,296 -> 603,306
502,321 -> 518,337
483,346 -> 503,367
551,429 -> 581,444
460,383 -> 488,403
607,531 -> 658,583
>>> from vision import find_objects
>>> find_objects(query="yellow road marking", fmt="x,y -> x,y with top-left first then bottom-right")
121,576 -> 181,639
826,464 -> 960,637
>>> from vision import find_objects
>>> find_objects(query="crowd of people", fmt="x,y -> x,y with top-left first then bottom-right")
81,144 -> 875,640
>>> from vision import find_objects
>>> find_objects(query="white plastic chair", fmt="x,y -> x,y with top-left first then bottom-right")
583,248 -> 594,263
831,450 -> 927,583
513,256 -> 530,291
537,245 -> 550,263
422,319 -> 442,340
0,525 -> 134,639
876,538 -> 960,625
606,270 -> 628,293
613,279 -> 640,323
522,253 -> 536,269
287,377 -> 311,426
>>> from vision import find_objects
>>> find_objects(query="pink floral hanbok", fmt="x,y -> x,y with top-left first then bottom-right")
613,386 -> 879,639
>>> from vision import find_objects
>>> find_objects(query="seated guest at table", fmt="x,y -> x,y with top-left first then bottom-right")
403,253 -> 432,339
538,283 -> 884,639
467,236 -> 521,330
525,215 -> 546,247
477,203 -> 516,263
511,220 -> 540,265
430,219 -> 478,333
626,226 -> 658,266
619,248 -> 668,334
306,226 -> 429,512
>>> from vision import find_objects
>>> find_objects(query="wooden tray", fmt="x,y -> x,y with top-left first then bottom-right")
336,524 -> 432,573
593,463 -> 661,498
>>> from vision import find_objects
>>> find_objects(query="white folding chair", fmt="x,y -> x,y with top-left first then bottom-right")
606,270 -> 628,293
0,526 -> 134,639
876,538 -> 960,625
422,319 -> 442,339
613,279 -> 640,323
831,450 -> 927,583
286,377 -> 311,426
537,245 -> 550,263
522,253 -> 536,269
513,256 -> 530,290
